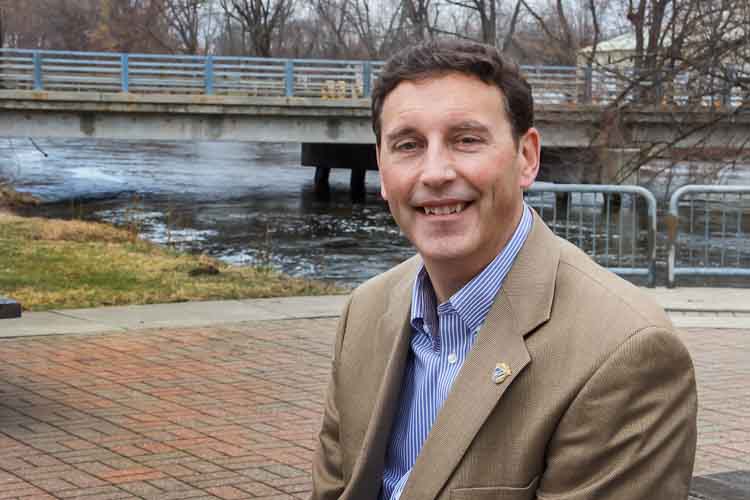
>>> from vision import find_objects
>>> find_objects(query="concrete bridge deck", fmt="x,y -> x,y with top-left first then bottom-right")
0,291 -> 748,499
2,90 -> 749,150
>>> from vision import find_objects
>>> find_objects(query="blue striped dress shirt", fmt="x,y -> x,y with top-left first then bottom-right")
380,204 -> 533,500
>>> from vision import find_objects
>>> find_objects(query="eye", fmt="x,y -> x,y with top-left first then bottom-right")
393,139 -> 420,152
457,135 -> 482,145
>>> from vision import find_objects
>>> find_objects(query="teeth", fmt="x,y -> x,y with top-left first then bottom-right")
423,203 -> 466,215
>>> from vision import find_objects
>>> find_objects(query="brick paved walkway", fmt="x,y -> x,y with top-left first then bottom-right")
0,319 -> 747,499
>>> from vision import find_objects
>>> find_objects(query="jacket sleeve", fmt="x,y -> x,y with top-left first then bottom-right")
310,297 -> 352,500
537,326 -> 698,500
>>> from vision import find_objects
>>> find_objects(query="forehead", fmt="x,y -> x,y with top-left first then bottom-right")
380,72 -> 508,131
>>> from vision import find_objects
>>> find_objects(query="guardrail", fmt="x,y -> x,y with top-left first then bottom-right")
0,49 -> 383,98
1,48 -> 745,107
526,184 -> 657,287
667,185 -> 750,288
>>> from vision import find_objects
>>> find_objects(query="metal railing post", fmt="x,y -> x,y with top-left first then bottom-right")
284,60 -> 294,97
204,55 -> 214,95
32,52 -> 43,90
583,64 -> 593,104
120,53 -> 129,92
362,61 -> 372,97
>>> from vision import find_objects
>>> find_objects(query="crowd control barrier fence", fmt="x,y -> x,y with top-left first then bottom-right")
667,185 -> 750,288
525,184 -> 657,287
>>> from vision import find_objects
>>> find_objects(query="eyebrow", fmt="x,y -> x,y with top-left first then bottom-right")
384,126 -> 419,145
448,120 -> 491,134
384,120 -> 491,145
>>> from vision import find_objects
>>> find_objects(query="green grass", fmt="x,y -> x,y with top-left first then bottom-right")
0,211 -> 344,311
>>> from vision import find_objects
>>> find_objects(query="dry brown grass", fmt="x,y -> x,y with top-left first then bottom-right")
36,217 -> 132,243
0,211 -> 134,243
0,212 -> 344,311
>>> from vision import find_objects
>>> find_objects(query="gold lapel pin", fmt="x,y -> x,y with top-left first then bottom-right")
492,362 -> 511,384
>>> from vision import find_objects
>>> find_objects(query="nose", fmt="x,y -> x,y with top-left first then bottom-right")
420,141 -> 456,188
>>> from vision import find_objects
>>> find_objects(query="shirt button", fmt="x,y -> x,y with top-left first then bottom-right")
447,353 -> 458,364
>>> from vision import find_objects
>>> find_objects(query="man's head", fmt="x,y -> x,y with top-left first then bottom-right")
373,40 -> 540,298
372,39 -> 534,148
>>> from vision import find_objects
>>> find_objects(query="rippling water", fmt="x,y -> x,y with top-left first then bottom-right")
0,138 -> 412,286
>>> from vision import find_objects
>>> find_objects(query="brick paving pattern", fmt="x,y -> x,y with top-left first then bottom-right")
0,319 -> 747,499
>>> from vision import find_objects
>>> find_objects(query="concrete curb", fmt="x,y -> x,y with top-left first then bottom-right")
1,287 -> 749,338
690,471 -> 750,500
0,295 -> 349,338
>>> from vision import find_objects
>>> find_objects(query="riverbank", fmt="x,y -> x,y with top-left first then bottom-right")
0,182 -> 40,207
0,210 -> 343,311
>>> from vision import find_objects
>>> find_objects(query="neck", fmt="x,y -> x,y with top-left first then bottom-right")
426,265 -> 478,304
423,205 -> 525,304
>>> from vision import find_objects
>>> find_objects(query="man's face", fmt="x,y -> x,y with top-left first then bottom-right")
377,72 -> 540,273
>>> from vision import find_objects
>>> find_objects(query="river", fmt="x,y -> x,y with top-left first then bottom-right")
1,138 -> 413,286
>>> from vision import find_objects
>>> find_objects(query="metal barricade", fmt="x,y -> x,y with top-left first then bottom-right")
667,185 -> 750,288
525,184 -> 657,287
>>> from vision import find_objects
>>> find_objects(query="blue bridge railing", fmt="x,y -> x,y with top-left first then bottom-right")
0,48 -> 746,107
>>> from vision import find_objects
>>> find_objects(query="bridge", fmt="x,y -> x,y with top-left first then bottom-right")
1,49 -> 749,199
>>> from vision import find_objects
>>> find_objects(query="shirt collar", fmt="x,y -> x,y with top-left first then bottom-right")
410,203 -> 533,335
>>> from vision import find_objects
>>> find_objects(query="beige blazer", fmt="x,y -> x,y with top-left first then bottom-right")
311,212 -> 697,500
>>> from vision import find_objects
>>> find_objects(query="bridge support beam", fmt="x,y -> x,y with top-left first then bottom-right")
314,167 -> 331,199
301,143 -> 377,202
350,169 -> 367,203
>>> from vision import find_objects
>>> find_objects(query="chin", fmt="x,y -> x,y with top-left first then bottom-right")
416,242 -> 476,264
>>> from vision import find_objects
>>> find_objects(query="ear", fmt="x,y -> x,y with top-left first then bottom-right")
517,127 -> 541,189
376,143 -> 389,200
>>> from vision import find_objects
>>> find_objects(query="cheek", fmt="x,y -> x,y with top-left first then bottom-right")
380,170 -> 413,200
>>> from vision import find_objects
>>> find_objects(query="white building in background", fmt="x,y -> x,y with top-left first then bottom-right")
576,19 -> 749,107
577,33 -> 639,68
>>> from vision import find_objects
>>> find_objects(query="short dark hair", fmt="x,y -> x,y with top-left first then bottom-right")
371,39 -> 534,146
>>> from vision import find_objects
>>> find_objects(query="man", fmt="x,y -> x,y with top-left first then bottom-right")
311,40 -> 697,500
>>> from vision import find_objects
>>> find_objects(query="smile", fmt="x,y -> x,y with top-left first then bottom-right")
422,203 -> 467,216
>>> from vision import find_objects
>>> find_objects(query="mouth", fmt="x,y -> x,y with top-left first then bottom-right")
419,202 -> 470,216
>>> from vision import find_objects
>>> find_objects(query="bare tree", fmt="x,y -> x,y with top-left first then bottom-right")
351,0 -> 408,57
586,1 -> 750,190
43,0 -> 96,51
218,0 -> 295,57
444,0 -> 496,44
501,1 -> 524,53
157,0 -> 207,54
312,0 -> 356,58
401,0 -> 436,42
519,0 -> 608,64
303,0 -> 406,59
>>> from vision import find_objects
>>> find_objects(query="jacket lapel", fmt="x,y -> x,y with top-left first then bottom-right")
400,213 -> 560,500
343,257 -> 419,499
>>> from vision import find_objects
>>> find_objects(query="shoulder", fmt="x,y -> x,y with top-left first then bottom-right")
525,233 -> 685,389
347,254 -> 421,313
554,236 -> 671,331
